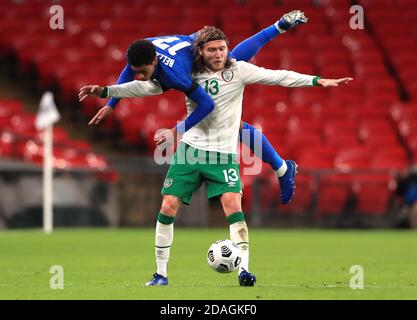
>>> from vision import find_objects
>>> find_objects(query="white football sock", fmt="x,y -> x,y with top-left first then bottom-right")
229,221 -> 249,275
274,161 -> 288,178
155,221 -> 173,277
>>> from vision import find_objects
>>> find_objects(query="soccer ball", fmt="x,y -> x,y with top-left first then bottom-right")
207,239 -> 241,273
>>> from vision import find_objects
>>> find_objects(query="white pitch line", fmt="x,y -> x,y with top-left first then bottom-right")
255,284 -> 417,289
0,284 -> 73,287
0,283 -> 415,289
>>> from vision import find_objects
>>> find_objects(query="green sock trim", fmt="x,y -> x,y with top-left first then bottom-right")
226,212 -> 245,225
158,212 -> 175,225
312,76 -> 322,86
100,86 -> 109,98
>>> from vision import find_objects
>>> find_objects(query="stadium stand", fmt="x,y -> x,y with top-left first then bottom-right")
0,96 -> 109,171
1,0 -> 416,223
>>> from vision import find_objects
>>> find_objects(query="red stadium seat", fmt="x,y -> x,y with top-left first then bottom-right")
363,136 -> 402,150
317,174 -> 352,216
0,131 -> 17,158
177,20 -> 216,35
316,51 -> 350,66
334,146 -> 371,171
22,140 -> 107,170
296,145 -> 337,170
289,88 -> 327,107
352,174 -> 395,215
246,0 -> 278,8
2,0 -> 414,217
250,51 -> 281,69
145,5 -> 181,21
208,0 -> 243,8
323,119 -> 357,139
254,7 -> 283,27
287,103 -> 317,116
119,115 -> 148,146
318,105 -> 348,120
349,106 -> 391,122
289,133 -> 323,154
390,102 -> 417,122
325,134 -> 361,150
369,152 -> 408,171
277,174 -> 315,214
222,20 -> 254,38
8,114 -> 37,137
36,127 -> 69,144
398,119 -> 417,139
404,133 -> 417,154
0,99 -> 24,117
358,119 -> 396,141
219,6 -> 252,23
241,173 -> 255,213
287,116 -> 321,135
63,140 -> 92,152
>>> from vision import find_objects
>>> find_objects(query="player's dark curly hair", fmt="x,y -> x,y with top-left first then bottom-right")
193,26 -> 232,74
126,40 -> 156,67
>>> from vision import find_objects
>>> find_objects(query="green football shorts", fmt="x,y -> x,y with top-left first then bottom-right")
161,142 -> 242,205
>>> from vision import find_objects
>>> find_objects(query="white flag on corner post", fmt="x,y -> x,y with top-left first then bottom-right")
36,92 -> 60,234
35,92 -> 60,130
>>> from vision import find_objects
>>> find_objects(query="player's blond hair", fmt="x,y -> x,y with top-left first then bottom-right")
193,26 -> 232,74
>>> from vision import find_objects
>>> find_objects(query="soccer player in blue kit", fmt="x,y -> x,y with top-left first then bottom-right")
80,10 -> 307,205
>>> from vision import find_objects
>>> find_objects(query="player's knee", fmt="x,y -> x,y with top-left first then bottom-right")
160,195 -> 181,216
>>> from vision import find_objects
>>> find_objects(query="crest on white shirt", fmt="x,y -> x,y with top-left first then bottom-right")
221,70 -> 234,82
164,178 -> 173,188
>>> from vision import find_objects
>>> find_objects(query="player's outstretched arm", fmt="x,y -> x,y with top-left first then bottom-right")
78,64 -> 136,125
89,106 -> 113,126
78,81 -> 162,101
239,61 -> 353,88
79,80 -> 163,125
231,10 -> 308,62
78,85 -> 113,125
78,85 -> 104,101
107,64 -> 136,109
316,78 -> 353,87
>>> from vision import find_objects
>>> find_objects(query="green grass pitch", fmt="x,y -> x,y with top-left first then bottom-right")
0,229 -> 416,300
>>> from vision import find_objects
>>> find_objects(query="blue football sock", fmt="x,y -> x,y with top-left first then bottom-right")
239,122 -> 284,171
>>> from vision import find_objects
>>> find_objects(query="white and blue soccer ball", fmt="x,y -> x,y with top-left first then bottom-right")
207,239 -> 241,273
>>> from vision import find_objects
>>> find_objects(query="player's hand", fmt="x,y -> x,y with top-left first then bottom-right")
276,10 -> 308,33
88,105 -> 113,126
317,77 -> 353,87
78,85 -> 104,102
154,127 -> 177,146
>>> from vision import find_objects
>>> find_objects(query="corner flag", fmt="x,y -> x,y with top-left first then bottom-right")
36,92 -> 60,234
35,91 -> 60,130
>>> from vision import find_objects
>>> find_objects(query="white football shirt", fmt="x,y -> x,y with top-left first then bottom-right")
182,60 -> 317,154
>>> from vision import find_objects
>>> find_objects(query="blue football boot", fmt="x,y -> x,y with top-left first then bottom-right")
145,273 -> 168,286
275,10 -> 308,33
238,269 -> 257,287
279,160 -> 299,205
